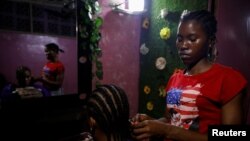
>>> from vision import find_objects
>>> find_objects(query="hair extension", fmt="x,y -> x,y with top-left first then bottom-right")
86,84 -> 130,141
180,10 -> 217,41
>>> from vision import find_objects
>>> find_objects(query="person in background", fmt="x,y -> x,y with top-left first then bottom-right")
131,10 -> 247,141
37,43 -> 65,96
80,84 -> 131,141
1,66 -> 50,99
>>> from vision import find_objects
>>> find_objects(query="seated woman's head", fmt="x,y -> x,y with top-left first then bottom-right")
16,66 -> 33,87
85,84 -> 130,141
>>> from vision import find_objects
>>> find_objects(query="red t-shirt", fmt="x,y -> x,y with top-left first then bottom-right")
165,63 -> 247,134
42,61 -> 64,90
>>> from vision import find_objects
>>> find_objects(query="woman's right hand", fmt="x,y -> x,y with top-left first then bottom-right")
130,113 -> 154,126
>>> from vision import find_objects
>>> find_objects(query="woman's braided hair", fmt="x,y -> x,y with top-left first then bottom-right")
86,84 -> 130,141
180,9 -> 217,41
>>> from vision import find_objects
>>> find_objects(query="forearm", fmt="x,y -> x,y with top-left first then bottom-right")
158,117 -> 169,123
42,77 -> 62,86
43,78 -> 62,86
164,125 -> 207,141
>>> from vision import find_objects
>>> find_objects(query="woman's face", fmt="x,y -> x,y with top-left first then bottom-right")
176,20 -> 209,66
45,48 -> 57,61
18,70 -> 32,86
24,70 -> 32,85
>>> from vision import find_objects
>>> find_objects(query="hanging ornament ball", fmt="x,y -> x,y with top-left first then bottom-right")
140,43 -> 149,55
155,57 -> 167,70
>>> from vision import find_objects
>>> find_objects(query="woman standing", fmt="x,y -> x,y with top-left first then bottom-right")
39,43 -> 65,96
131,10 -> 247,141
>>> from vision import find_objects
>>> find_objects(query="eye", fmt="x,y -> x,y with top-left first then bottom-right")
176,36 -> 183,43
189,35 -> 197,42
25,75 -> 31,78
189,38 -> 196,42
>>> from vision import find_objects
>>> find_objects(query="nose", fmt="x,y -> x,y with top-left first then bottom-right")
177,40 -> 188,50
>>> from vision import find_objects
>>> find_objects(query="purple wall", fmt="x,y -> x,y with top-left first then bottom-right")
0,31 -> 77,94
97,0 -> 141,116
215,0 -> 250,123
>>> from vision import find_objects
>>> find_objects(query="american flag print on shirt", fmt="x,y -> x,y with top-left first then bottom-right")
166,83 -> 202,129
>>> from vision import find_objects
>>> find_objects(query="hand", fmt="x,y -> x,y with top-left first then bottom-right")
132,119 -> 168,141
32,76 -> 42,82
130,113 -> 154,125
129,114 -> 153,141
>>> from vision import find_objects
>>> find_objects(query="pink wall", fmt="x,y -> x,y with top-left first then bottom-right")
215,0 -> 250,123
97,0 -> 141,116
0,31 -> 77,94
0,0 -> 141,117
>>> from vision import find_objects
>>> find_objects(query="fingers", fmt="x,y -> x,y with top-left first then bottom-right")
130,113 -> 154,140
131,120 -> 152,140
132,128 -> 151,141
131,134 -> 150,141
131,127 -> 151,141
134,134 -> 150,141
130,113 -> 150,123
138,114 -> 147,121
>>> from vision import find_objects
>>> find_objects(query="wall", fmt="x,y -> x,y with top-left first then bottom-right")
215,0 -> 250,123
97,0 -> 141,116
0,31 -> 77,94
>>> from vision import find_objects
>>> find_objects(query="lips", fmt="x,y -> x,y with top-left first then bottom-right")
178,52 -> 190,59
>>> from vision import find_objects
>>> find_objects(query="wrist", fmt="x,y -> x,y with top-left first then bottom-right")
164,124 -> 171,139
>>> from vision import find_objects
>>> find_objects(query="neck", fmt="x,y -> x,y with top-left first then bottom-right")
94,128 -> 110,141
49,58 -> 58,62
185,59 -> 213,75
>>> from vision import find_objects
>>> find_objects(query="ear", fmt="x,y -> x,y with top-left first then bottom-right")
89,117 -> 96,128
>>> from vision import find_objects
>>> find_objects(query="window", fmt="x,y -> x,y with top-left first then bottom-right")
0,1 -> 76,37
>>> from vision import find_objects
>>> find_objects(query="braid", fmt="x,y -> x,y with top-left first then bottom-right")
180,10 -> 217,41
87,84 -> 130,141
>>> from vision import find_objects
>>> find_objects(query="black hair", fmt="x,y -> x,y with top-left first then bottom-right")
16,66 -> 31,87
45,43 -> 64,53
86,84 -> 130,141
180,10 -> 217,42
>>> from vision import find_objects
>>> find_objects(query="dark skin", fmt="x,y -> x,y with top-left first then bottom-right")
131,20 -> 243,141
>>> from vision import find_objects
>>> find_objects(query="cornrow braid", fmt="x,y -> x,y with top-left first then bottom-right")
86,84 -> 130,141
180,10 -> 217,41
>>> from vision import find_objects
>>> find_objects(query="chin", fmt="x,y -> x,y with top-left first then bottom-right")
181,59 -> 192,66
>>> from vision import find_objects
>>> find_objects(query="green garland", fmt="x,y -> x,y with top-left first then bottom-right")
79,0 -> 103,85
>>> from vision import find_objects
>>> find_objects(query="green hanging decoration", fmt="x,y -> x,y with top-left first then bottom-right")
79,0 -> 103,86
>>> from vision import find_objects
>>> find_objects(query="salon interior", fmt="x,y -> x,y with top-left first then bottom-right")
0,0 -> 250,140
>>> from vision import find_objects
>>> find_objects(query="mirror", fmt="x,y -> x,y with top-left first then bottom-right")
0,0 -> 77,97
